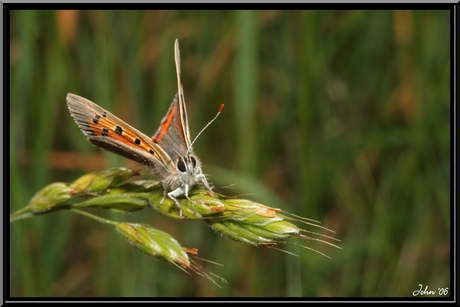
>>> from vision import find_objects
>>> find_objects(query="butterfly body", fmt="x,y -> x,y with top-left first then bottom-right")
67,40 -> 217,217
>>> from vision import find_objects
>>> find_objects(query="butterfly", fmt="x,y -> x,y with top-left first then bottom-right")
67,39 -> 223,217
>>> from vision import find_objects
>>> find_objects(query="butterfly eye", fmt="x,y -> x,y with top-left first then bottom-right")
177,158 -> 186,172
190,156 -> 196,167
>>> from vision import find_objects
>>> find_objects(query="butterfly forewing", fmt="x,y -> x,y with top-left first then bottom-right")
152,94 -> 190,158
67,93 -> 175,169
174,40 -> 192,147
152,40 -> 193,157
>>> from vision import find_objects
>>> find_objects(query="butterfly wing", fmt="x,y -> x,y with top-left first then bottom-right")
152,93 -> 191,157
67,93 -> 175,171
152,39 -> 192,158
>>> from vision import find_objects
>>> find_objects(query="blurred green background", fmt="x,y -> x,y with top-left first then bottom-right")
9,10 -> 450,297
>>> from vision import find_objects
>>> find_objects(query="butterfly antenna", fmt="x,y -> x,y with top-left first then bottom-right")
188,104 -> 225,154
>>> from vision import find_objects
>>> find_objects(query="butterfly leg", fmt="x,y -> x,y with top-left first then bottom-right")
182,184 -> 197,213
197,174 -> 214,196
168,184 -> 199,217
159,189 -> 183,217
168,192 -> 183,218
166,184 -> 198,217
181,184 -> 198,214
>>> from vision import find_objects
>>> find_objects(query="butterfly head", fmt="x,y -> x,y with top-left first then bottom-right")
175,153 -> 204,184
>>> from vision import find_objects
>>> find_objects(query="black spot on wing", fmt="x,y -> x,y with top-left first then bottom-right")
115,125 -> 123,135
101,127 -> 109,137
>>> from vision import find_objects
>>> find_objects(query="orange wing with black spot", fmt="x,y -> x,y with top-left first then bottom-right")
152,39 -> 192,158
67,93 -> 175,171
